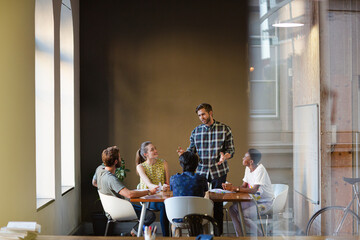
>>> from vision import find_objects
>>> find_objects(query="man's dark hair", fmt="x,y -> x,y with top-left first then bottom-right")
102,146 -> 120,167
248,148 -> 261,165
195,103 -> 212,113
179,151 -> 199,172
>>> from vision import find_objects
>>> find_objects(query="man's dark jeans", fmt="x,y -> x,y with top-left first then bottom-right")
149,202 -> 170,236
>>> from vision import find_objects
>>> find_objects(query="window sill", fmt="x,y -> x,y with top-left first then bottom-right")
61,186 -> 74,196
36,198 -> 54,211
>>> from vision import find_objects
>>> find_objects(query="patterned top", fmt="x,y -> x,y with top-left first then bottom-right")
187,120 -> 235,179
138,159 -> 166,189
170,172 -> 208,197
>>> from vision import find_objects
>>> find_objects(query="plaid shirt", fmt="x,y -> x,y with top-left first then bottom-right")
187,120 -> 235,179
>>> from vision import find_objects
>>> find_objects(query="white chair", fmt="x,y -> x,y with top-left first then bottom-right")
271,184 -> 289,214
164,196 -> 214,236
98,191 -> 138,236
257,184 -> 289,236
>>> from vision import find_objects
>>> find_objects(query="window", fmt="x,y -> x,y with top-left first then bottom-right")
60,0 -> 75,194
35,0 -> 55,208
249,38 -> 279,118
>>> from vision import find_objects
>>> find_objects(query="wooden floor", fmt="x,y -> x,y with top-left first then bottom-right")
37,236 -> 360,240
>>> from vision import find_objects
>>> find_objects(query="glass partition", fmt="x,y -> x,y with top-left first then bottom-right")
248,0 -> 360,236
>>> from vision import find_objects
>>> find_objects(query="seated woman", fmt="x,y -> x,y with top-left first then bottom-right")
136,141 -> 170,236
170,151 -> 208,197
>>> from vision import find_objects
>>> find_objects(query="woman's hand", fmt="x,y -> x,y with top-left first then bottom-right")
162,183 -> 170,192
149,188 -> 158,195
148,183 -> 160,191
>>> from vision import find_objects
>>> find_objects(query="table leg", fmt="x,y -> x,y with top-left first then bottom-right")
137,202 -> 149,237
237,202 -> 246,236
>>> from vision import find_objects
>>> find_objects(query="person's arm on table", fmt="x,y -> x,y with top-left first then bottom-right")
222,182 -> 259,194
119,187 -> 157,199
136,164 -> 159,190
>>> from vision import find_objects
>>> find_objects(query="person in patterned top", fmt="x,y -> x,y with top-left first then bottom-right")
135,141 -> 170,236
177,103 -> 235,235
170,151 -> 208,197
222,149 -> 273,236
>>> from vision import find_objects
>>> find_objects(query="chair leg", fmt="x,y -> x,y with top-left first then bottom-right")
224,208 -> 229,235
174,227 -> 181,237
171,224 -> 181,237
104,220 -> 110,236
203,222 -> 209,234
256,211 -> 265,236
265,215 -> 269,236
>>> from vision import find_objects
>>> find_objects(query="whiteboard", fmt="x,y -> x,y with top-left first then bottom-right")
293,104 -> 319,204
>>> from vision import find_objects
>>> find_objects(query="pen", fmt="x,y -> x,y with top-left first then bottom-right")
153,225 -> 157,236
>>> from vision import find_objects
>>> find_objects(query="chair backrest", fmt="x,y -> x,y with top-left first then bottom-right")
98,191 -> 138,221
271,184 -> 289,214
164,196 -> 214,224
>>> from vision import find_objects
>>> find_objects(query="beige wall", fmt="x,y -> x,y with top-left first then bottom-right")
80,1 -> 249,220
0,0 -> 37,227
110,32 -> 249,189
0,0 -> 81,235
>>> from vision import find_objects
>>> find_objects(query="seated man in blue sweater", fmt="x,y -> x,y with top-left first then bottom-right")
170,151 -> 208,197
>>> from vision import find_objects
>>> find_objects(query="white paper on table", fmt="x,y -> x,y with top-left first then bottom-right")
208,188 -> 235,193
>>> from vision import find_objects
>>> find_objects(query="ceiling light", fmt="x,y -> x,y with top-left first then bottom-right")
272,23 -> 304,28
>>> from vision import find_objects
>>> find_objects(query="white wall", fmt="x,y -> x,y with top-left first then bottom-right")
0,0 -> 81,235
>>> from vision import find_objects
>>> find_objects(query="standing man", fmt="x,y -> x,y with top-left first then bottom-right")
177,103 -> 235,235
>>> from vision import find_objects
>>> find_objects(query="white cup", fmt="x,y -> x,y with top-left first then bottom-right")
144,234 -> 156,240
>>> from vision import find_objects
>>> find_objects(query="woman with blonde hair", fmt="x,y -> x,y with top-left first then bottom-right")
135,141 -> 170,236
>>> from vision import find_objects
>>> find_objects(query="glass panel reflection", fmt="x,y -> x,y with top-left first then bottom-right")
248,0 -> 360,236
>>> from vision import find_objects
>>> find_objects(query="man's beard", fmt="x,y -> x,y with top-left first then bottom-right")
203,117 -> 210,124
